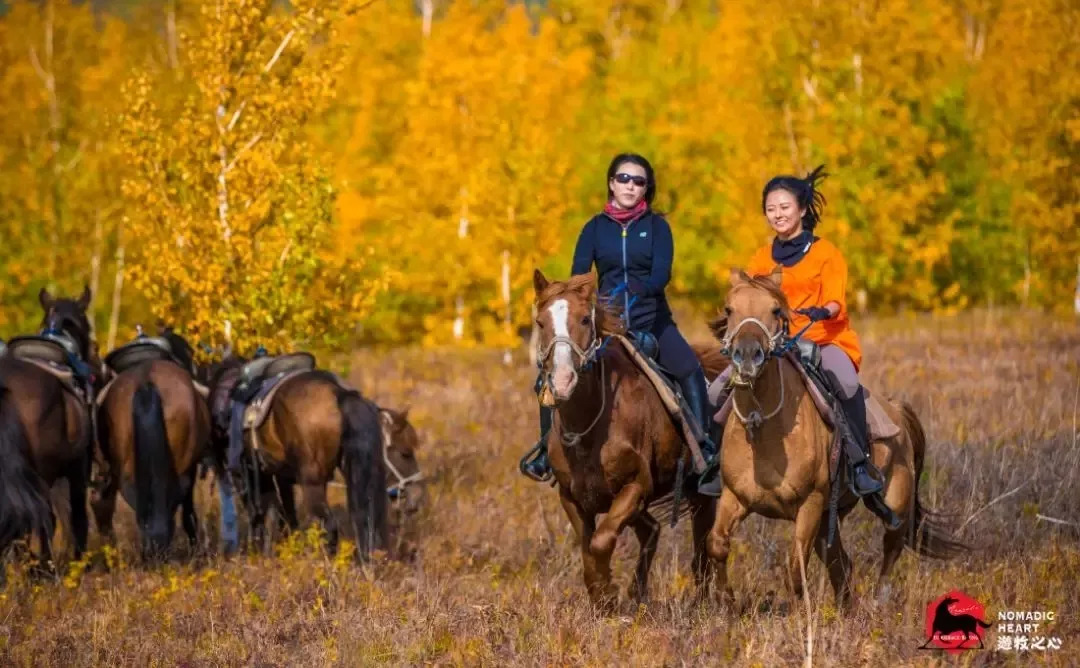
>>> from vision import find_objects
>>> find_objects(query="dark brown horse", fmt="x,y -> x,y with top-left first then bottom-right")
0,287 -> 96,569
209,361 -> 420,560
533,270 -> 716,610
93,330 -> 211,559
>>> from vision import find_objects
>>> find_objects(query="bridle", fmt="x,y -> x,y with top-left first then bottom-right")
535,303 -> 602,372
381,422 -> 424,501
534,301 -> 609,448
720,309 -> 799,431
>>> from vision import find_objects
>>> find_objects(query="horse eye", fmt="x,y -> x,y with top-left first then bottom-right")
724,306 -> 733,316
581,316 -> 591,325
772,307 -> 783,317
535,319 -> 544,329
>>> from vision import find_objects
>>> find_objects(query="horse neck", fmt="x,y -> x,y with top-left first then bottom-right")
556,360 -> 606,436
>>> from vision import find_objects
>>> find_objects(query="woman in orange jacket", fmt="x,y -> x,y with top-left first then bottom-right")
700,165 -> 881,498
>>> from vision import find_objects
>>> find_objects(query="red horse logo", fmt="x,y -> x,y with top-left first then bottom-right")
920,590 -> 991,653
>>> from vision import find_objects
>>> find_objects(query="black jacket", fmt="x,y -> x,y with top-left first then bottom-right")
570,210 -> 673,331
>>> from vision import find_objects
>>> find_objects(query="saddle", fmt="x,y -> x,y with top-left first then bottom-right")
104,336 -> 177,375
612,334 -> 708,473
227,352 -> 318,463
97,336 -> 210,405
4,334 -> 90,401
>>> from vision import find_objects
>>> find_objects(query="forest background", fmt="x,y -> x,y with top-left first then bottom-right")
0,0 -> 1076,356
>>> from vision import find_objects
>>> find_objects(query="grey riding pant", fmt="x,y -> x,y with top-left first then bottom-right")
707,343 -> 861,406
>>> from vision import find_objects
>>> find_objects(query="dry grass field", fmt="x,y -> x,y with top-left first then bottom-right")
2,310 -> 1078,666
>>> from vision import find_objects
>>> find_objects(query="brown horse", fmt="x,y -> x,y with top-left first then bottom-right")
533,270 -> 716,610
209,363 -> 420,560
0,287 -> 96,568
698,268 -> 966,609
93,330 -> 211,560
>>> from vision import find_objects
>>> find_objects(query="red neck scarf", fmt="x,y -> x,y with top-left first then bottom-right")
603,199 -> 648,224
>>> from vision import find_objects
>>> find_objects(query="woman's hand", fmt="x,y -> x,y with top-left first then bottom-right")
796,305 -> 832,322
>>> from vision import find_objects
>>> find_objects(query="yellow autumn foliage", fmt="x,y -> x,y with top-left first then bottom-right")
0,0 -> 1075,350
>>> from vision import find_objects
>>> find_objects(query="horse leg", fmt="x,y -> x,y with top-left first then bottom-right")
90,478 -> 119,548
302,482 -> 338,556
705,487 -> 748,608
589,481 -> 646,610
690,494 -> 718,597
67,463 -> 89,561
627,511 -> 660,605
876,526 -> 906,604
277,477 -> 299,533
876,452 -> 914,603
558,488 -> 606,609
788,493 -> 826,600
181,484 -> 198,549
813,512 -> 853,610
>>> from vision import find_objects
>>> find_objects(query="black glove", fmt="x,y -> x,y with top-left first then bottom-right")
797,306 -> 832,322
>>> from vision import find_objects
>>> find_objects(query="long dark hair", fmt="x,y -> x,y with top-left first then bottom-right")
761,164 -> 828,232
606,153 -> 657,207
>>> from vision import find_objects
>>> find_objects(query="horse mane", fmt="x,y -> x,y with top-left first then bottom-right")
706,270 -> 792,344
537,274 -> 626,337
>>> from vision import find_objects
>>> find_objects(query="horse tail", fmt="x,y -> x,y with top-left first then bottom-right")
0,384 -> 55,555
691,342 -> 729,383
902,402 -> 969,560
132,379 -> 173,557
338,389 -> 388,559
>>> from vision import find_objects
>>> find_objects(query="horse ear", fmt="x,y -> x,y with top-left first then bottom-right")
533,269 -> 549,298
768,265 -> 783,288
78,284 -> 91,309
39,287 -> 54,310
379,408 -> 397,433
728,268 -> 748,287
568,273 -> 595,301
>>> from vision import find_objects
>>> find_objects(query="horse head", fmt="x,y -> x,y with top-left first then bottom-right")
39,285 -> 94,361
532,269 -> 622,404
718,267 -> 790,385
379,406 -> 425,516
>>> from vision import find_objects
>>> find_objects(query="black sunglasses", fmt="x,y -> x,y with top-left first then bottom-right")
614,173 -> 648,188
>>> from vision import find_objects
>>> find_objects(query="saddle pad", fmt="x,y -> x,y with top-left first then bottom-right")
612,334 -> 707,473
713,355 -> 900,442
243,369 -> 311,431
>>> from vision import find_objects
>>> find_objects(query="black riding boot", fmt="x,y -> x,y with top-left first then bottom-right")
840,387 -> 883,496
678,366 -> 722,495
520,402 -> 554,482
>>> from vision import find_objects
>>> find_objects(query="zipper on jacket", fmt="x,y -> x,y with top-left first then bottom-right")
621,223 -> 630,329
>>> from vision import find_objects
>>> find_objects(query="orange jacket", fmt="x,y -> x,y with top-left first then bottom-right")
747,239 -> 863,370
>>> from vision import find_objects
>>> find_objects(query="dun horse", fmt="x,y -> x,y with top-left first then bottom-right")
533,270 -> 715,610
209,362 -> 421,560
0,287 -> 96,568
699,269 -> 967,608
93,329 -> 211,560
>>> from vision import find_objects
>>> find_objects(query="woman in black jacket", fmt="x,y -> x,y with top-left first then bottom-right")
521,153 -> 719,489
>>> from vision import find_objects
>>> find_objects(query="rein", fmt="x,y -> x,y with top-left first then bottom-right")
534,301 -> 609,449
722,313 -> 811,432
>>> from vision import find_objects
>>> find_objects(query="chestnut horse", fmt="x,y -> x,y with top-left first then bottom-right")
93,330 -> 211,560
0,287 -> 96,568
208,363 -> 421,560
533,270 -> 716,610
699,269 -> 966,609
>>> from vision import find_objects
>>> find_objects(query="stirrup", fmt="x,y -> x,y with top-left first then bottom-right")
518,440 -> 553,483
